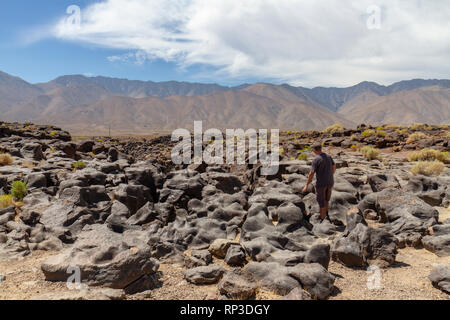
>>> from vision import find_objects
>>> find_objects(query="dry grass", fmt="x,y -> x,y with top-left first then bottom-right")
360,146 -> 381,160
408,148 -> 447,162
0,153 -> 13,166
323,124 -> 345,134
411,161 -> 445,176
406,132 -> 428,144
0,194 -> 14,209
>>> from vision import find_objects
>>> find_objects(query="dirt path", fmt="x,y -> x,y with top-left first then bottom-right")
0,246 -> 448,300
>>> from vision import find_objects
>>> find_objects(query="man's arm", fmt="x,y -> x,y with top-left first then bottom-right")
333,164 -> 336,174
302,171 -> 315,193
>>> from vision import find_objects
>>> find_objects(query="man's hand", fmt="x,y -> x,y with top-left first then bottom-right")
303,171 -> 315,194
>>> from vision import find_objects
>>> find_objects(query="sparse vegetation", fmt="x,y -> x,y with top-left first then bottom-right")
406,132 -> 428,144
445,131 -> 450,140
72,161 -> 87,170
11,181 -> 27,202
360,146 -> 381,160
0,194 -> 14,209
384,125 -> 400,130
323,124 -> 345,134
376,130 -> 387,137
411,161 -> 445,176
361,130 -> 375,138
396,128 -> 408,134
408,148 -> 447,163
297,153 -> 308,161
0,153 -> 13,166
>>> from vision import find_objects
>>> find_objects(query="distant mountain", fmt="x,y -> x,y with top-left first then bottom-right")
28,84 -> 354,134
1,71 -> 449,134
37,75 -> 233,98
0,71 -> 43,112
338,86 -> 450,125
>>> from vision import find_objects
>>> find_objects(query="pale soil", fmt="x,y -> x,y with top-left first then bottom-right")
0,247 -> 448,300
1,208 -> 449,300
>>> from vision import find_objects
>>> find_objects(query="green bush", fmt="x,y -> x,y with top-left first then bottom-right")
361,130 -> 375,138
360,146 -> 381,160
72,161 -> 86,170
11,181 -> 27,201
411,161 -> 445,176
297,153 -> 308,161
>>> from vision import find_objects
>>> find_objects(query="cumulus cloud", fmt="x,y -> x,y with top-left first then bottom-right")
51,0 -> 450,87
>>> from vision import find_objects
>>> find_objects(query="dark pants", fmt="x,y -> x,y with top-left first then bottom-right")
316,185 -> 333,208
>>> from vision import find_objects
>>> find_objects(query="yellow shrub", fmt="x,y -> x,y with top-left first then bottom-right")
0,194 -> 13,209
411,161 -> 445,176
445,132 -> 450,140
406,132 -> 428,144
323,124 -> 345,134
361,130 -> 375,138
0,153 -> 13,166
408,149 -> 447,162
297,153 -> 308,161
360,146 -> 381,160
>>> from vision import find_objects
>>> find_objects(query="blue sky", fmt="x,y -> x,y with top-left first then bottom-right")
0,0 -> 449,87
0,0 -> 258,85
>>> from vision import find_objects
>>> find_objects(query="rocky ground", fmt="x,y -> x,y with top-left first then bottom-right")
0,122 -> 449,300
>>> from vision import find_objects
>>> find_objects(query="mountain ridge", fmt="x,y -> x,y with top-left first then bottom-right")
1,70 -> 449,134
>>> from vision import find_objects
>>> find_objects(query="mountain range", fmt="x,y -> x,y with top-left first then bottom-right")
0,70 -> 449,134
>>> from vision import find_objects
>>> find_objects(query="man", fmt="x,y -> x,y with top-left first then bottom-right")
302,143 -> 336,222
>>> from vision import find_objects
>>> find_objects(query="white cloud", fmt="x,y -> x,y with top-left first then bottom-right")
50,0 -> 450,87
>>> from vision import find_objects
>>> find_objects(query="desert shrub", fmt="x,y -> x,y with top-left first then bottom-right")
72,161 -> 86,170
323,124 -> 345,134
297,153 -> 308,161
360,146 -> 381,160
406,132 -> 428,144
11,181 -> 27,201
376,130 -> 387,137
0,194 -> 13,209
350,144 -> 359,150
411,161 -> 445,176
396,128 -> 408,134
384,125 -> 400,130
445,132 -> 450,140
0,153 -> 13,166
408,149 -> 447,162
49,131 -> 57,136
410,123 -> 424,130
361,130 -> 375,138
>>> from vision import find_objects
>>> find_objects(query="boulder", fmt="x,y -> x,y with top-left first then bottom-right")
183,264 -> 225,285
218,269 -> 258,300
41,225 -> 160,294
429,265 -> 450,294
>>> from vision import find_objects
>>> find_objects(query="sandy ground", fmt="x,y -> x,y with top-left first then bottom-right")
1,208 -> 449,300
0,247 -> 448,300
